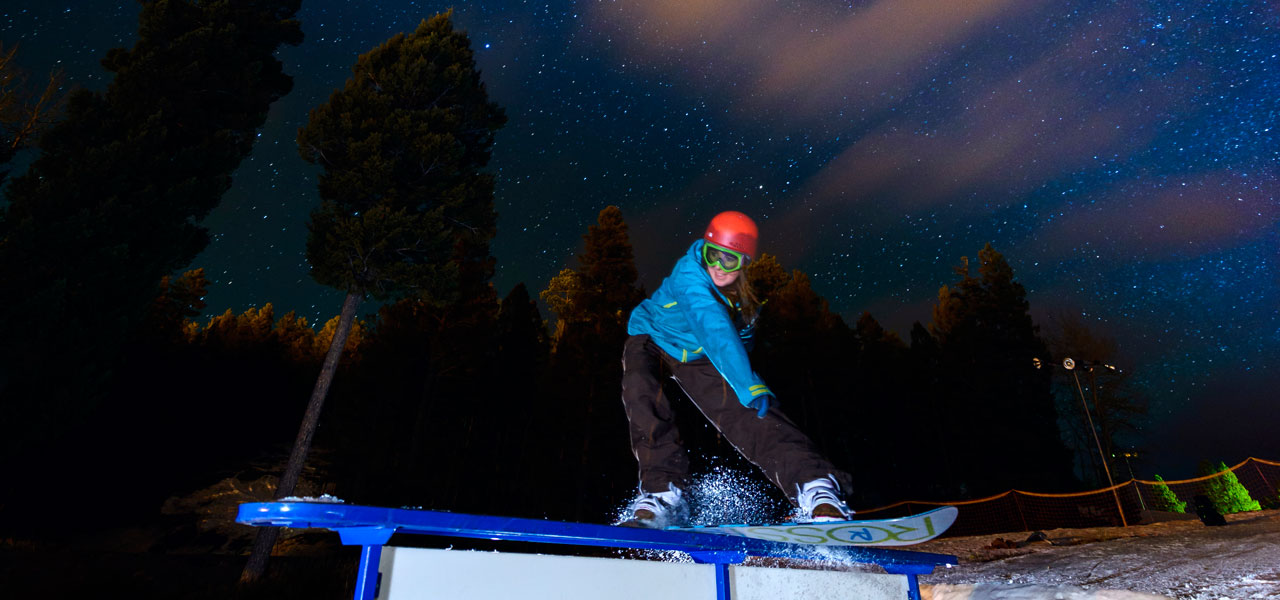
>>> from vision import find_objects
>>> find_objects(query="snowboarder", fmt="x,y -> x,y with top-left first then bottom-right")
621,210 -> 853,528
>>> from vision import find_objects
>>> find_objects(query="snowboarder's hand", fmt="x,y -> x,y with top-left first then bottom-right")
748,394 -> 771,418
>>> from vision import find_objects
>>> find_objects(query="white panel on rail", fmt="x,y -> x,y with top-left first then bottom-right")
731,564 -> 906,600
378,547 -> 715,600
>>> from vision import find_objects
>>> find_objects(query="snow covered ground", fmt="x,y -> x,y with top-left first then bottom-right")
913,509 -> 1280,599
609,470 -> 1279,599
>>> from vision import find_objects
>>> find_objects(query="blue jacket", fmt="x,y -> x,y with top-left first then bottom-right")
627,240 -> 771,407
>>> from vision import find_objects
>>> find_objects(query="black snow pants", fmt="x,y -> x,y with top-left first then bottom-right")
620,334 -> 852,505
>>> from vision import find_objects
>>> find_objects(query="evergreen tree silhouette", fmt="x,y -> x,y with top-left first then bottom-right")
847,311 -> 911,501
492,283 -> 552,506
145,268 -> 210,344
541,205 -> 644,520
243,12 -> 506,580
497,283 -> 550,375
325,298 -> 435,506
927,244 -> 1073,496
0,0 -> 302,462
745,253 -> 789,302
907,321 -> 956,498
751,266 -> 853,460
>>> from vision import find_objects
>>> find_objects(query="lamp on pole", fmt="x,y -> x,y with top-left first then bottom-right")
1119,450 -> 1146,511
1064,357 -> 1128,526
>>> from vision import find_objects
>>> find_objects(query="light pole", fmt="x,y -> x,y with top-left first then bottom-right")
1064,358 -> 1127,526
1119,450 -> 1147,510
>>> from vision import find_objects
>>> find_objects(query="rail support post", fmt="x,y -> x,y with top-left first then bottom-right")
883,562 -> 935,600
337,527 -> 395,600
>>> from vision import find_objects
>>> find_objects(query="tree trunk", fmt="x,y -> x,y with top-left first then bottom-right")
239,291 -> 363,585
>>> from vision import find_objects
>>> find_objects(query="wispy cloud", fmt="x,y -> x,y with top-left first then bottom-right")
587,0 -> 1045,124
1036,172 -> 1279,259
589,1 -> 1224,264
800,23 -> 1196,213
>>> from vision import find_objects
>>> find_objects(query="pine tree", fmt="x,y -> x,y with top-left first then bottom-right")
0,0 -> 303,460
544,206 -> 645,339
751,268 -> 851,438
1201,461 -> 1261,514
323,298 -> 433,505
274,311 -> 323,364
540,206 -> 644,370
848,311 -> 910,495
242,12 -> 505,581
907,321 -> 955,497
497,283 -> 550,379
145,268 -> 210,343
927,244 -> 1074,495
1150,475 -> 1187,513
581,207 -> 644,316
493,283 -> 551,502
540,205 -> 645,519
745,253 -> 789,302
542,267 -> 586,345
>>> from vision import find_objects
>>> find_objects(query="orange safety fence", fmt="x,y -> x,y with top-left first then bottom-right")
853,457 -> 1280,537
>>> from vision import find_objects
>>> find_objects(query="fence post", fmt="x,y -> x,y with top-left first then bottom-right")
1252,459 -> 1276,503
1012,492 -> 1029,532
1109,485 -> 1129,527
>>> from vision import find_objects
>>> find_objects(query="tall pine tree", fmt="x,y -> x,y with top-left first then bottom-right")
242,12 -> 506,581
928,244 -> 1074,495
540,205 -> 644,519
750,266 -> 854,461
491,283 -> 552,509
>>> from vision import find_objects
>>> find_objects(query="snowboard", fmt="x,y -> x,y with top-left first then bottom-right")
669,506 -> 958,547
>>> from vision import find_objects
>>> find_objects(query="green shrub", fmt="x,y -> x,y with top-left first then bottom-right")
1150,475 -> 1186,513
1200,460 -> 1261,514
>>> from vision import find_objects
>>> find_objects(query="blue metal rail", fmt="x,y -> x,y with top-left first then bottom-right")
237,502 -> 956,600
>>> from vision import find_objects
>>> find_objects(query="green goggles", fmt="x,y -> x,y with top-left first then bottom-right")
702,242 -> 747,272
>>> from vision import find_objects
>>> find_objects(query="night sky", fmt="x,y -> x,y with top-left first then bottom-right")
5,1 -> 1277,477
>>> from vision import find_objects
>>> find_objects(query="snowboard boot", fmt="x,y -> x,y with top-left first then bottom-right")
796,476 -> 853,522
620,483 -> 689,529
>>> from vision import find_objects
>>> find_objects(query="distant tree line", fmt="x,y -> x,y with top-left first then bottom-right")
0,208 -> 1100,530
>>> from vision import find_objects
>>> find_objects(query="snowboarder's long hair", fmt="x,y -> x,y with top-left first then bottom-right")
720,272 -> 760,323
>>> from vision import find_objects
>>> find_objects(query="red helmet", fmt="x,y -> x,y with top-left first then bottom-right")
703,211 -> 758,259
